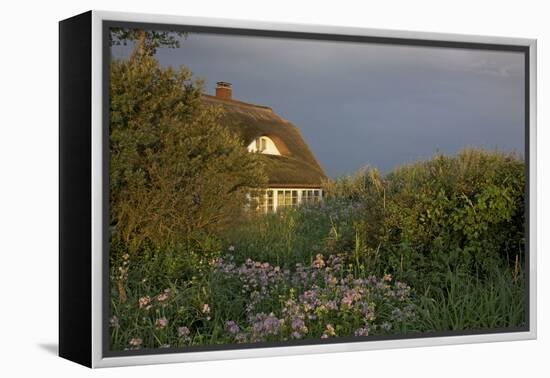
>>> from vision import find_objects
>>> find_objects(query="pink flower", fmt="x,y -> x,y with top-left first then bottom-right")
129,337 -> 142,347
156,292 -> 169,302
155,317 -> 168,329
138,296 -> 151,309
202,303 -> 211,314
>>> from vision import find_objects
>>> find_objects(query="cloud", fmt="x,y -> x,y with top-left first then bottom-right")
111,30 -> 525,176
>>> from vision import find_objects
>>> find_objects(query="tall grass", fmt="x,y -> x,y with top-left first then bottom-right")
415,265 -> 525,331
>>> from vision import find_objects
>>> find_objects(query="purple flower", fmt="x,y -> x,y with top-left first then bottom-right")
291,331 -> 302,339
226,320 -> 240,335
214,253 -> 415,342
250,313 -> 282,341
291,317 -> 305,331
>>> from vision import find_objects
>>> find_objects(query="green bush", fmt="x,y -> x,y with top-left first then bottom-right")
324,149 -> 525,290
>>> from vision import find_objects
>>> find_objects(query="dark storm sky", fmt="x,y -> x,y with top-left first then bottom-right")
112,32 -> 525,178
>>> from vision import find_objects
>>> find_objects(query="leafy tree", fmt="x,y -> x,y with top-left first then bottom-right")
109,28 -> 186,59
109,55 -> 267,256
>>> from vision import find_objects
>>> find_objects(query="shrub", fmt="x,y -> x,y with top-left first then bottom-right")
324,149 -> 525,289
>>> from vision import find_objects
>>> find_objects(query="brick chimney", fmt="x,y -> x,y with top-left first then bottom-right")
215,81 -> 232,99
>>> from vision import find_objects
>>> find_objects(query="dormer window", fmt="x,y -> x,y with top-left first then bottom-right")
247,136 -> 281,156
260,137 -> 267,152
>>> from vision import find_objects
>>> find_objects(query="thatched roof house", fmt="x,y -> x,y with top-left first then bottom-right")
202,82 -> 327,212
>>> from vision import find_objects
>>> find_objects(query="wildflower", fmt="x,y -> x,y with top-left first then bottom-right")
226,320 -> 240,335
156,292 -> 169,302
250,313 -> 282,341
362,304 -> 376,322
228,245 -> 235,252
391,308 -> 406,321
109,315 -> 119,328
138,296 -> 151,309
202,303 -> 211,320
312,254 -> 325,269
178,326 -> 191,341
343,287 -> 363,308
322,324 -> 336,339
129,337 -> 142,347
291,317 -> 308,336
213,253 -> 415,343
326,275 -> 338,286
394,281 -> 411,301
155,317 -> 168,329
235,333 -> 247,343
291,331 -> 302,339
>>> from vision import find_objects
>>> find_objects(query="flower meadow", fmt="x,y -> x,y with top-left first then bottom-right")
110,252 -> 416,350
109,149 -> 526,351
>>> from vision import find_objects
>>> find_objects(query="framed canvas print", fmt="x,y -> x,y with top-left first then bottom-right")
59,10 -> 537,368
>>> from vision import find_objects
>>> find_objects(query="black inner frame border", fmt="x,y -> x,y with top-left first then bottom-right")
102,19 -> 531,358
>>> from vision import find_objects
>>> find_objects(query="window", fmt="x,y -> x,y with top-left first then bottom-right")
250,190 -> 274,213
251,189 -> 322,213
247,136 -> 281,155
292,190 -> 298,207
277,190 -> 285,208
277,190 -> 298,209
302,189 -> 322,204
313,190 -> 320,203
255,137 -> 267,152
260,137 -> 267,152
266,190 -> 274,213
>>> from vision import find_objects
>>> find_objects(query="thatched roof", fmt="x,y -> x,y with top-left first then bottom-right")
202,94 -> 326,188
